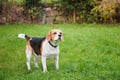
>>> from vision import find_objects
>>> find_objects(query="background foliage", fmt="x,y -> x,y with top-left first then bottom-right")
57,0 -> 120,23
0,0 -> 120,24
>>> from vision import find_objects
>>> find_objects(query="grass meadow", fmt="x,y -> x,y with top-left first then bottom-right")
0,24 -> 120,80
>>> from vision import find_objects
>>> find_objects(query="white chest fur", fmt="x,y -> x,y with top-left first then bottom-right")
42,40 -> 60,58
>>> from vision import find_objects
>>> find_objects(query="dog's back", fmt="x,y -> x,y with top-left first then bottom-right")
30,37 -> 45,55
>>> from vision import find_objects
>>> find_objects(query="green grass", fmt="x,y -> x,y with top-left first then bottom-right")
0,24 -> 120,80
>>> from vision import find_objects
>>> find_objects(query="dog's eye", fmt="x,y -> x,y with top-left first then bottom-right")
60,32 -> 62,35
53,32 -> 57,35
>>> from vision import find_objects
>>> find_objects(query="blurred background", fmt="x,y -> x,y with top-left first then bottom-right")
0,0 -> 120,24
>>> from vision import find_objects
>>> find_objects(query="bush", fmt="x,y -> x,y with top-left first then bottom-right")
114,3 -> 120,23
90,1 -> 119,23
0,1 -> 24,24
23,0 -> 42,23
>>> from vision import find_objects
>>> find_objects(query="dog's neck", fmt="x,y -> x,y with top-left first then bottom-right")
48,40 -> 58,48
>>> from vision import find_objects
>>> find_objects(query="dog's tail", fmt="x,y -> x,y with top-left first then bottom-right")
18,34 -> 31,40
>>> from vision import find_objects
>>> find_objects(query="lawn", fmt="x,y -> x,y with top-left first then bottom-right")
0,24 -> 120,80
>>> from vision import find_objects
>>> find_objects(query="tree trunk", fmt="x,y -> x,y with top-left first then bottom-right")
73,8 -> 76,23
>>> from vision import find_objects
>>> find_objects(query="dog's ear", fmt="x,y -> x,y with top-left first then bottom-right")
61,35 -> 64,41
60,30 -> 64,41
46,30 -> 52,41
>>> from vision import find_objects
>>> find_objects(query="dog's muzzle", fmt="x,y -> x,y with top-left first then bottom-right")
58,35 -> 62,40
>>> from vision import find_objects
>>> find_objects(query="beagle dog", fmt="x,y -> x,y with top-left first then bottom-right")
18,29 -> 63,72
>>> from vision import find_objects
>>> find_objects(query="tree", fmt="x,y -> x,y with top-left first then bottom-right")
58,0 -> 100,23
59,0 -> 80,23
0,0 -> 8,3
24,0 -> 42,22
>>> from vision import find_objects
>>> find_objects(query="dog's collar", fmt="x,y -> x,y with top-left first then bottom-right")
48,41 -> 58,48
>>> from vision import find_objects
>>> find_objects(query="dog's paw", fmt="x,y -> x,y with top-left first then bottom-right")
35,65 -> 39,68
43,70 -> 48,73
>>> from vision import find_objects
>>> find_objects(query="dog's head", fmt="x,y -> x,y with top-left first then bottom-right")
46,29 -> 64,41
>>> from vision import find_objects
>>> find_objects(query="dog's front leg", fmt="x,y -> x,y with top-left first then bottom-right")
41,56 -> 47,72
55,55 -> 59,70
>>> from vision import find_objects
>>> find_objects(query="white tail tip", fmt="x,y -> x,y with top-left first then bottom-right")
18,34 -> 25,39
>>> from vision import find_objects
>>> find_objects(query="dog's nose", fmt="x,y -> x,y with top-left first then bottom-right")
58,35 -> 62,40
58,35 -> 61,37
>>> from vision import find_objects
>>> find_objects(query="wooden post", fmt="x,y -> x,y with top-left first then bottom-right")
73,8 -> 76,23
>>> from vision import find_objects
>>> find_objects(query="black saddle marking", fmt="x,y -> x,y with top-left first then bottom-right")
30,37 -> 45,55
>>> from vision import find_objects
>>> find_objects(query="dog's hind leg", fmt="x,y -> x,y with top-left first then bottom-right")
26,46 -> 32,70
34,55 -> 40,68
